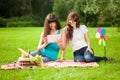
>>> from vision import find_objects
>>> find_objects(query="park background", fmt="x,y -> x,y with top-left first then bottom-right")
0,0 -> 120,28
0,0 -> 120,80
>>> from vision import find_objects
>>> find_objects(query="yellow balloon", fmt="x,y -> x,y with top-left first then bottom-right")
96,32 -> 100,38
98,39 -> 102,45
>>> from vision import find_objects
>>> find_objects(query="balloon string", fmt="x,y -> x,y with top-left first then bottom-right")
104,46 -> 106,57
104,46 -> 106,64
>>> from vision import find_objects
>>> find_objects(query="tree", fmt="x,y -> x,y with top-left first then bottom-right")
72,0 -> 99,26
97,0 -> 120,27
31,0 -> 53,17
72,0 -> 86,24
53,0 -> 69,20
0,0 -> 32,17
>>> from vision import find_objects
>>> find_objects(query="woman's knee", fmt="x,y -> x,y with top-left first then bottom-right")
42,57 -> 53,62
74,56 -> 85,62
31,50 -> 42,56
84,51 -> 95,62
84,55 -> 93,62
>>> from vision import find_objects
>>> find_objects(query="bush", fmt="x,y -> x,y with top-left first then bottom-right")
8,16 -> 44,27
97,21 -> 112,27
9,16 -> 33,22
113,18 -> 120,26
32,16 -> 44,26
7,21 -> 41,27
0,17 -> 8,27
1,16 -> 44,27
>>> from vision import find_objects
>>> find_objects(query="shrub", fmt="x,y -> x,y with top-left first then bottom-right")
97,21 -> 112,27
5,16 -> 44,27
7,21 -> 41,27
113,18 -> 120,26
0,17 -> 8,27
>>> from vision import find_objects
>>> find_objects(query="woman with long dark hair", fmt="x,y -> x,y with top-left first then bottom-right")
19,13 -> 66,62
62,12 -> 109,62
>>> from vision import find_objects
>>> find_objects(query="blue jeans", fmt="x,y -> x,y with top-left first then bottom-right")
31,50 -> 53,63
74,47 -> 107,62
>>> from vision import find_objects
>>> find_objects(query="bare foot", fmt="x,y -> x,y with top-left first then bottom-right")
107,57 -> 115,61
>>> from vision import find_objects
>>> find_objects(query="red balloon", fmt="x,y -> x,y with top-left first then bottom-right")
104,35 -> 108,40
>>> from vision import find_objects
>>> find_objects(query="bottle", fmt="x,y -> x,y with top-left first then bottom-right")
27,50 -> 30,58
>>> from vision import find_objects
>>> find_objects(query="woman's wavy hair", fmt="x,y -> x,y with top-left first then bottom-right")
42,13 -> 61,44
66,12 -> 80,40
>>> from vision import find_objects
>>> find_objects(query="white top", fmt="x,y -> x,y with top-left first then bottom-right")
70,25 -> 88,52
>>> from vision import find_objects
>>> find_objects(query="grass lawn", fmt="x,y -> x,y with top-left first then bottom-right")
0,27 -> 120,80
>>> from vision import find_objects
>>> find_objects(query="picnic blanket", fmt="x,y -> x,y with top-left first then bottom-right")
42,60 -> 99,68
1,60 -> 99,69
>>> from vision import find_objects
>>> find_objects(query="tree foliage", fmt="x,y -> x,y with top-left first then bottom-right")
0,0 -> 32,17
53,0 -> 69,20
32,0 -> 53,17
0,0 -> 119,27
52,0 -> 120,27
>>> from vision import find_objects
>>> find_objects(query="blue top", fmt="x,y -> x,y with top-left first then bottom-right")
41,30 -> 61,60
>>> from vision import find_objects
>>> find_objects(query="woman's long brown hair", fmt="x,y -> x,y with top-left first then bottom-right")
42,13 -> 61,44
65,12 -> 80,41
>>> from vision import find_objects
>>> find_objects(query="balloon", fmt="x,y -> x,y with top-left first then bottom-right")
97,27 -> 102,35
99,39 -> 102,45
96,27 -> 108,46
96,32 -> 100,38
102,29 -> 106,36
102,39 -> 106,46
104,35 -> 108,40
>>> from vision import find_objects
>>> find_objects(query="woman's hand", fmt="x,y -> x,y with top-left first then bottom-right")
43,37 -> 49,45
60,56 -> 65,60
87,48 -> 93,54
55,38 -> 62,46
38,37 -> 49,50
55,38 -> 66,51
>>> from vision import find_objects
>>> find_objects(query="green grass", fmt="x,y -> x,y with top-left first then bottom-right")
0,27 -> 120,80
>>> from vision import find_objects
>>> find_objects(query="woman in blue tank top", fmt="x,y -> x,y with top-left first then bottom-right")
30,13 -> 66,62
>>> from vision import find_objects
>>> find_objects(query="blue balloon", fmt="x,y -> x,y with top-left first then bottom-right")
102,29 -> 106,36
